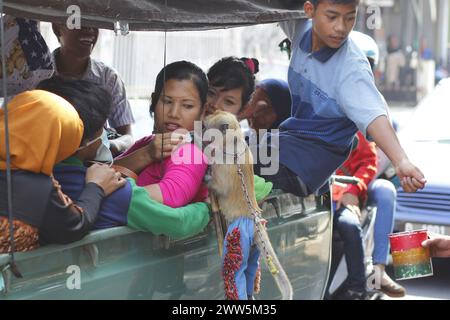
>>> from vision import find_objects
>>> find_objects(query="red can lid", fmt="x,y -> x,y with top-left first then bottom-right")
389,230 -> 428,252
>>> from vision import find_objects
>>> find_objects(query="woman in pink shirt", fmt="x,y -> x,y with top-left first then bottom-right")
116,61 -> 208,208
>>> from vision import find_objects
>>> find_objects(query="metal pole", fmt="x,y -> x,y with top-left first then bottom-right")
438,0 -> 449,67
0,4 -> 22,278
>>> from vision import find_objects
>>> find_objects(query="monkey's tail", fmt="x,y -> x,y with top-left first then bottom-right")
253,219 -> 293,300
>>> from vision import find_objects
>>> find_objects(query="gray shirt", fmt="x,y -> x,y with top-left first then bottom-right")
52,49 -> 134,129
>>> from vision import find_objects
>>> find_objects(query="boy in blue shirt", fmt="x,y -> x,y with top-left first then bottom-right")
255,0 -> 426,196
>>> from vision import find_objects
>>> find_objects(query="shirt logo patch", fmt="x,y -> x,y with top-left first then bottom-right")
313,88 -> 328,101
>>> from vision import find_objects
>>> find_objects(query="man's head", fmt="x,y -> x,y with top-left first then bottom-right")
304,0 -> 360,49
37,77 -> 112,161
52,24 -> 99,59
244,79 -> 292,130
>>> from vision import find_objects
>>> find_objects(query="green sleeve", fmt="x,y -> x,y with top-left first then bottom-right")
126,179 -> 210,240
254,174 -> 273,202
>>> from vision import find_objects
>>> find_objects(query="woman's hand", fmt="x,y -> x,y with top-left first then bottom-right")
148,132 -> 186,161
85,163 -> 127,196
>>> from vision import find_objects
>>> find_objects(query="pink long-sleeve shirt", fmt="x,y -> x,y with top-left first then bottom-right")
118,135 -> 208,208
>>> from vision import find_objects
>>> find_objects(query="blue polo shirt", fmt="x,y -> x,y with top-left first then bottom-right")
267,20 -> 388,194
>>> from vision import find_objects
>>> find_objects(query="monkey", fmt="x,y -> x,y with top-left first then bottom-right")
203,111 -> 260,221
203,111 -> 293,300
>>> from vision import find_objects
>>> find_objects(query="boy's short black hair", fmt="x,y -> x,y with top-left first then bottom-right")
37,77 -> 112,143
310,0 -> 360,7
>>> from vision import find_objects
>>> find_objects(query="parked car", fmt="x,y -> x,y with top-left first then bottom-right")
395,78 -> 450,235
0,0 -> 333,300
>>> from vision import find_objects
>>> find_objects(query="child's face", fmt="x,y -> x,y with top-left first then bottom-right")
154,79 -> 204,133
206,86 -> 243,116
305,1 -> 358,49
55,25 -> 99,59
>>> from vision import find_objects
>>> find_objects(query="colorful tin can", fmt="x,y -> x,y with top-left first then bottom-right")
389,230 -> 433,280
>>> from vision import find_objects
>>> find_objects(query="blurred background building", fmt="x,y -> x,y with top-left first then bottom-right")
355,0 -> 450,103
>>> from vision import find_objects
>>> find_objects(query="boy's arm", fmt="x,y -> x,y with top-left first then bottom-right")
367,116 -> 426,193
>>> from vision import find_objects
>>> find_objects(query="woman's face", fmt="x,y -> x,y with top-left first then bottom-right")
154,79 -> 204,133
206,86 -> 243,116
246,87 -> 277,130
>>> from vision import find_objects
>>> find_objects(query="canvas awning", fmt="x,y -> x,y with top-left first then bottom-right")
4,0 -> 306,31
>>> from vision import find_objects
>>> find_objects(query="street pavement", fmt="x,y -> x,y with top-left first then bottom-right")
385,259 -> 450,300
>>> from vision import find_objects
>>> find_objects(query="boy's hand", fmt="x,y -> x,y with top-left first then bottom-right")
422,234 -> 450,258
395,158 -> 426,193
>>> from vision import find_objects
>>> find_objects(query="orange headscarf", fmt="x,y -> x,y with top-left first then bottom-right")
0,90 -> 84,176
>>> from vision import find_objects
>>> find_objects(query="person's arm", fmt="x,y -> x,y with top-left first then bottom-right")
367,116 -> 426,193
114,132 -> 186,175
143,144 -> 208,208
109,124 -> 134,156
39,180 -> 105,244
39,164 -> 126,244
127,180 -> 210,240
114,144 -> 154,174
339,60 -> 426,194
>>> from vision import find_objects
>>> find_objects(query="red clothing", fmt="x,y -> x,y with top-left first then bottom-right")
335,132 -> 378,203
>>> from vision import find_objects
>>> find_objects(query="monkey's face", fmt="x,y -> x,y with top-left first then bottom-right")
203,110 -> 241,133
203,111 -> 247,163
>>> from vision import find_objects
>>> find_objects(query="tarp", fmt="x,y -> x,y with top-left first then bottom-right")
3,0 -> 306,31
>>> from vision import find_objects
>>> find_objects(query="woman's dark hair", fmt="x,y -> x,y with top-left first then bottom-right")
37,77 -> 112,143
150,60 -> 208,114
207,56 -> 259,108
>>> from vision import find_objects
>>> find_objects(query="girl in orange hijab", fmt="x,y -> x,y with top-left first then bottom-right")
0,89 -> 123,252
